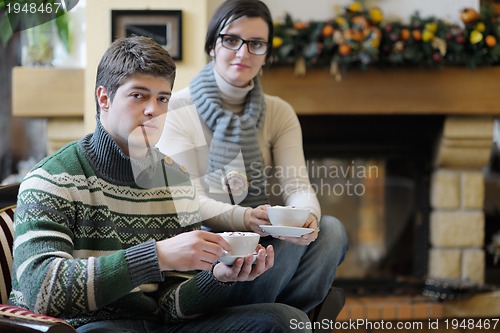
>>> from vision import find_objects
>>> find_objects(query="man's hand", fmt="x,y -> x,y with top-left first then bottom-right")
156,230 -> 229,271
212,244 -> 274,283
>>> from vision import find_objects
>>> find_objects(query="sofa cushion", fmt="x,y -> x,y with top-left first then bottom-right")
0,206 -> 15,304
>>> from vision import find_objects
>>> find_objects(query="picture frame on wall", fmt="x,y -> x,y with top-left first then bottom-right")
111,10 -> 182,61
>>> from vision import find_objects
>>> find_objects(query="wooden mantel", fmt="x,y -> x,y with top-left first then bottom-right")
12,67 -> 84,118
12,67 -> 86,153
260,66 -> 500,116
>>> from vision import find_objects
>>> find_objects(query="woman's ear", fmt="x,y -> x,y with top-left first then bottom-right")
96,86 -> 110,112
209,48 -> 215,57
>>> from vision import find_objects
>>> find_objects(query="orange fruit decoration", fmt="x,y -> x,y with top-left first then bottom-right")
461,8 -> 480,24
401,28 -> 410,41
485,35 -> 497,47
322,25 -> 334,38
339,43 -> 351,55
351,30 -> 363,41
353,16 -> 368,30
293,21 -> 308,29
412,29 -> 422,41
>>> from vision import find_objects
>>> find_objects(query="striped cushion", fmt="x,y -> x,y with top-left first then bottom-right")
0,206 -> 15,305
0,304 -> 69,324
0,207 -> 75,331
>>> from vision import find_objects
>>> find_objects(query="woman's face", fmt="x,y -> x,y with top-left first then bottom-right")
212,16 -> 269,87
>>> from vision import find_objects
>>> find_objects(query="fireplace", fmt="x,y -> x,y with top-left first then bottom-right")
261,66 -> 500,318
300,115 -> 445,283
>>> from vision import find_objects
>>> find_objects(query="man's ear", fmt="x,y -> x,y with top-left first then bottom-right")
96,86 -> 110,112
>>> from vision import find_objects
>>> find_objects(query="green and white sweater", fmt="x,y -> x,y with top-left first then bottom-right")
9,121 -> 232,327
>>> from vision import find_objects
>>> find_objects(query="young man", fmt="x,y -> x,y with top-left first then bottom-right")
9,36 -> 310,333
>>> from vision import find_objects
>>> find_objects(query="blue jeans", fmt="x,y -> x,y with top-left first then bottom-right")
225,215 -> 348,313
77,216 -> 347,333
76,303 -> 311,333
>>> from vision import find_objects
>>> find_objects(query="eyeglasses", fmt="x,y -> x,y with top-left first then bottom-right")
219,34 -> 270,56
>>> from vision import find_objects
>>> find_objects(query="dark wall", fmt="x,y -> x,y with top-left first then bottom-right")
0,34 -> 47,184
0,34 -> 19,181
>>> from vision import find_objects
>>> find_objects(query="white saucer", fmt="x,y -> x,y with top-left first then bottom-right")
218,253 -> 257,265
260,225 -> 314,237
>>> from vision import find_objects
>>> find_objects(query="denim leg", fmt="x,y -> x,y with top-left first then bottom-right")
277,216 -> 348,312
75,304 -> 312,333
225,215 -> 348,312
77,319 -> 154,333
166,303 -> 312,333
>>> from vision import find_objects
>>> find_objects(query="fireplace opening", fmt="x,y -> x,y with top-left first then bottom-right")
300,115 -> 445,293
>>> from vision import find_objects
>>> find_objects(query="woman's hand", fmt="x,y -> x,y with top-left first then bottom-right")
274,213 -> 320,246
243,204 -> 272,236
244,206 -> 319,246
212,244 -> 274,283
156,230 -> 230,272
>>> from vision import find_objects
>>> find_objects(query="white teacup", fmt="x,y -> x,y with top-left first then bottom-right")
219,232 -> 260,256
266,206 -> 310,228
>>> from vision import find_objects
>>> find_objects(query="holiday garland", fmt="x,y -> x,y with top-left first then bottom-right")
271,2 -> 500,78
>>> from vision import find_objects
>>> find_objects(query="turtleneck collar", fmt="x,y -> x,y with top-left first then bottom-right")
79,118 -> 163,186
213,66 -> 254,114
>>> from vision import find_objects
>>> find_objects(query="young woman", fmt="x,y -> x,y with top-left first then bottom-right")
157,0 -> 348,314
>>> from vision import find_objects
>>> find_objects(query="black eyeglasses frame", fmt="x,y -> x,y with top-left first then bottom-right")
218,34 -> 270,56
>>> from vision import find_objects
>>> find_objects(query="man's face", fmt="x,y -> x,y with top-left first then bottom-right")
97,74 -> 172,157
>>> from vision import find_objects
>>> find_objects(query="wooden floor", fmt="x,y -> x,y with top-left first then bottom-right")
323,293 -> 500,333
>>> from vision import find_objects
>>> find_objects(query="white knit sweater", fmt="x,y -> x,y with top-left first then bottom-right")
157,69 -> 320,231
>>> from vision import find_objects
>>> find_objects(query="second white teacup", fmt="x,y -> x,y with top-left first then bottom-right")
266,206 -> 310,228
219,232 -> 260,256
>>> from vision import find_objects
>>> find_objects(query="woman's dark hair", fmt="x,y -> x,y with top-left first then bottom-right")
205,0 -> 274,61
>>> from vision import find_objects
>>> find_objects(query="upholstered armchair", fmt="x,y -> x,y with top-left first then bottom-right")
0,183 -> 77,333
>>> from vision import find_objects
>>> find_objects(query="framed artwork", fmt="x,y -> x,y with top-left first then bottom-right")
111,10 -> 182,61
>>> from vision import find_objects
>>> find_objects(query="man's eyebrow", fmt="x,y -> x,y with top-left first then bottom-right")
130,86 -> 171,95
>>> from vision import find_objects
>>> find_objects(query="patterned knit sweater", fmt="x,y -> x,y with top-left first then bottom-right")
9,121 -> 232,327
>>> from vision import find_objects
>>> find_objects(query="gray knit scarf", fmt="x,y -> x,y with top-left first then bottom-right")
190,62 -> 269,207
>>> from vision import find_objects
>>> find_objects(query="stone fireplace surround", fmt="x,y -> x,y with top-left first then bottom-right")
260,66 -> 500,319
